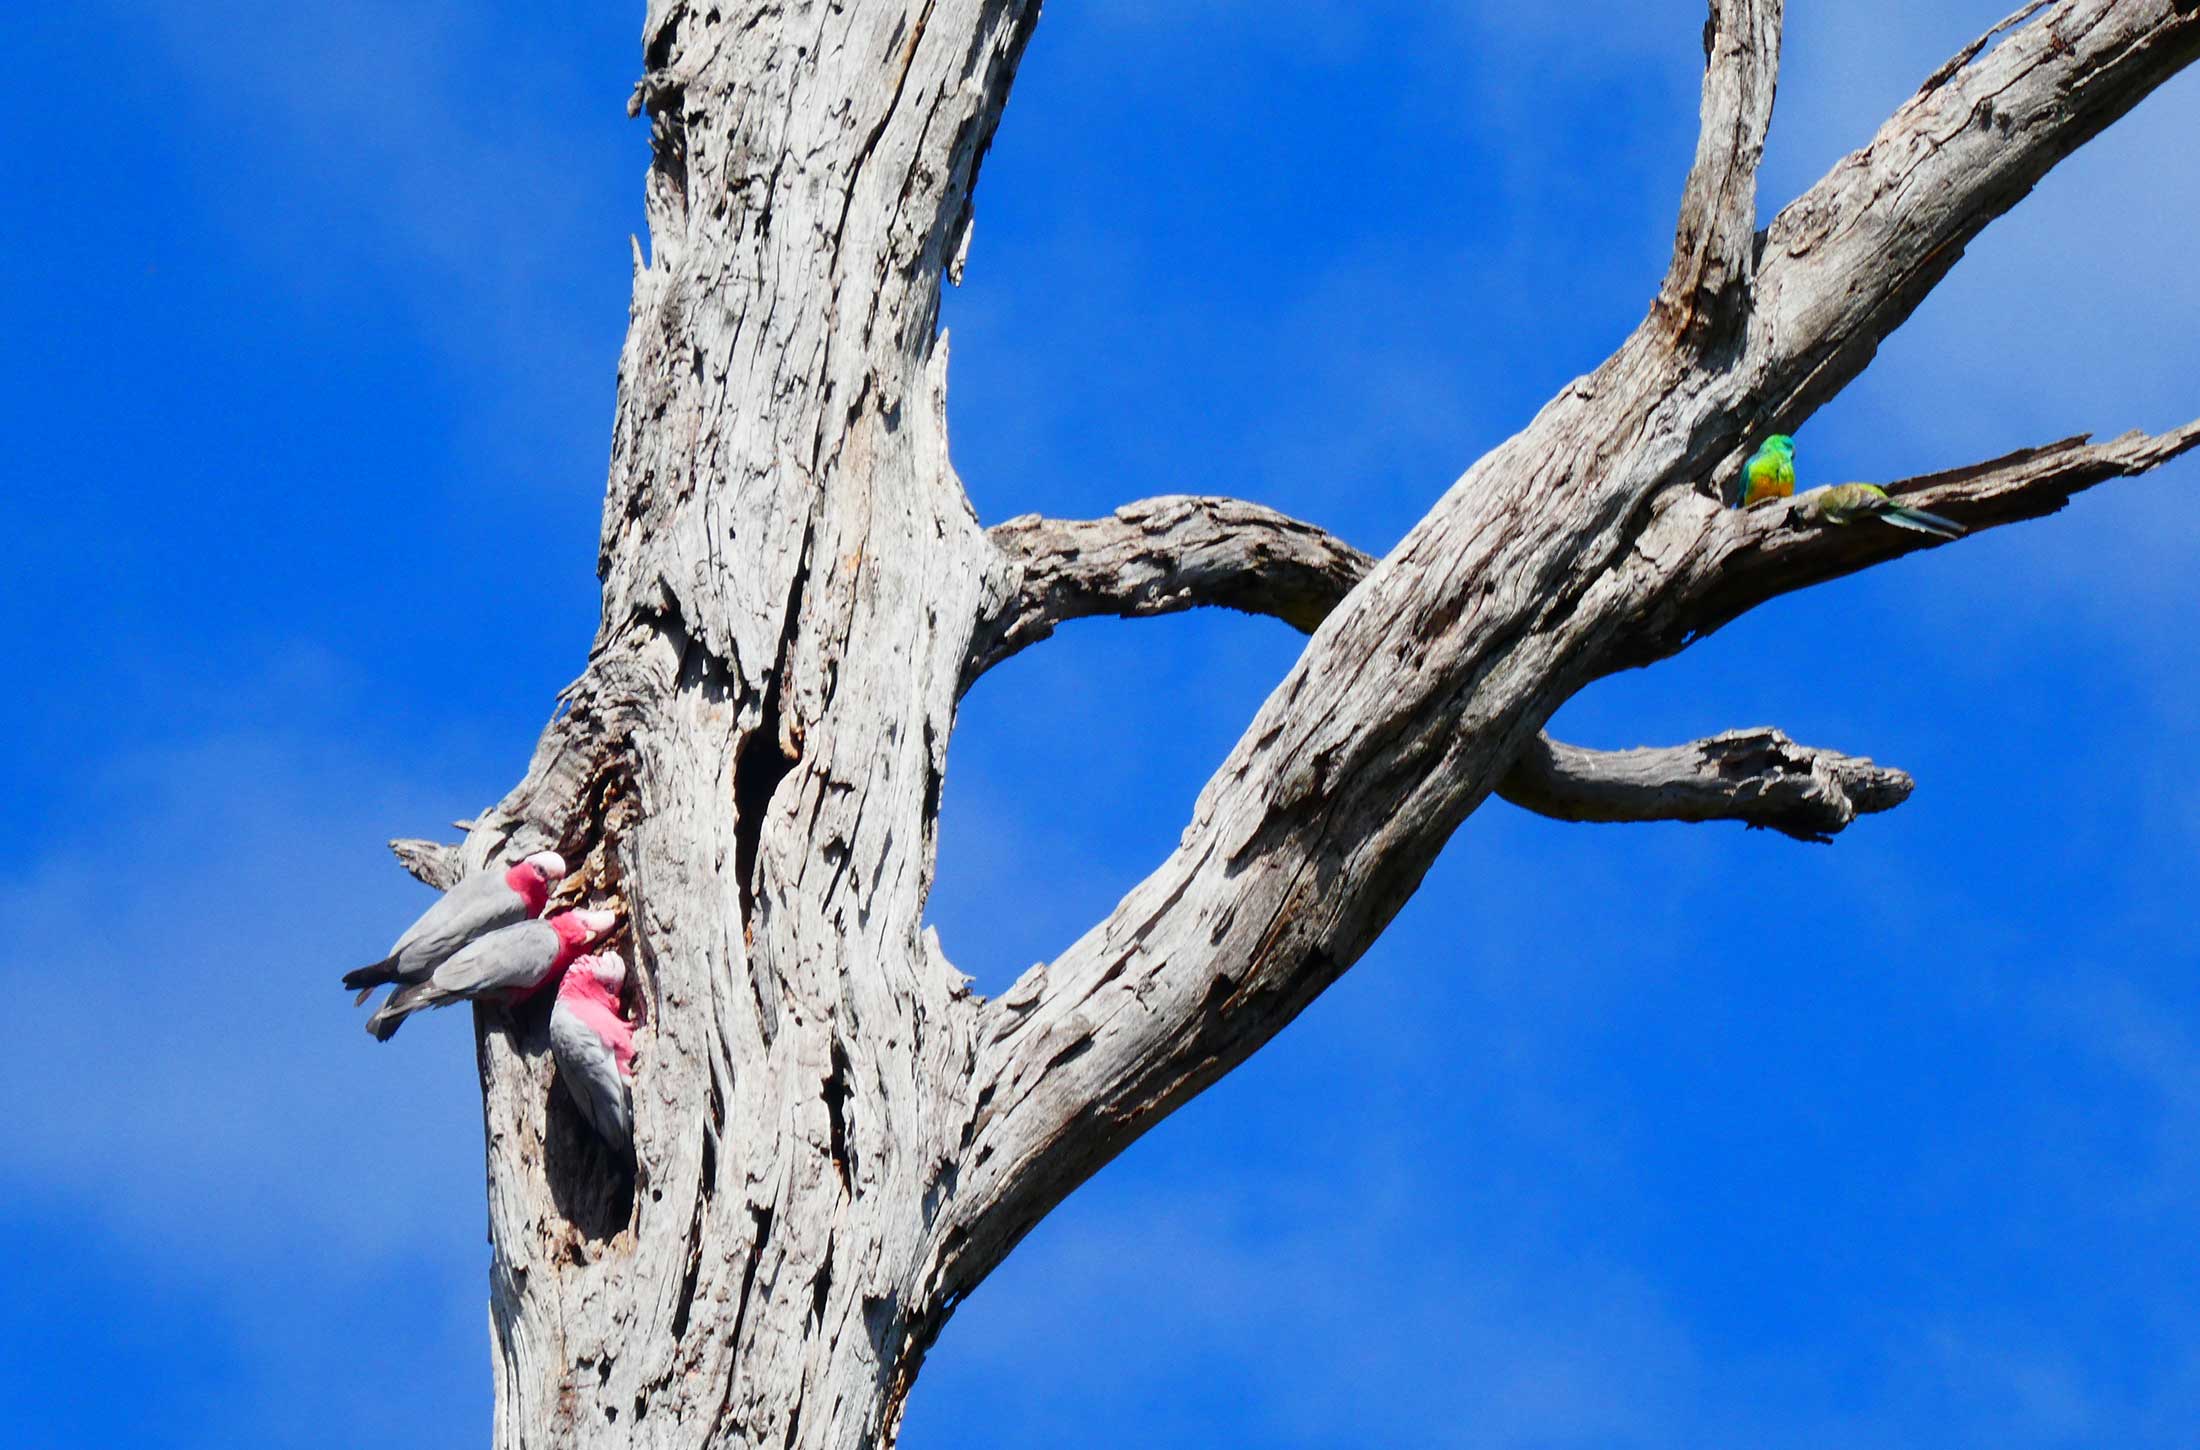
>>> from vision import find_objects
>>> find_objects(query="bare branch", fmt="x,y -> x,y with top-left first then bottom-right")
410,0 -> 2198,1432
1746,0 -> 2200,428
933,0 -> 2200,1286
1916,2 -> 2055,93
389,838 -> 464,890
1498,729 -> 1912,844
971,496 -> 1374,680
1623,422 -> 2200,668
974,494 -> 1912,839
1656,0 -> 1783,351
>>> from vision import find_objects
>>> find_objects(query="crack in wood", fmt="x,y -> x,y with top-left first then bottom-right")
734,523 -> 816,946
824,1038 -> 855,1196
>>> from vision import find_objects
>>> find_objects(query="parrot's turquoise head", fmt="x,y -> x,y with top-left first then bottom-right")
1758,434 -> 1794,457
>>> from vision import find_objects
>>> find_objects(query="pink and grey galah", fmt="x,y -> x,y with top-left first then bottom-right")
365,908 -> 618,1041
549,950 -> 636,1154
343,851 -> 567,1005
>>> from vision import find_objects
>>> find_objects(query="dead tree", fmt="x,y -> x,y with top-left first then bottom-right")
381,3 -> 2200,1446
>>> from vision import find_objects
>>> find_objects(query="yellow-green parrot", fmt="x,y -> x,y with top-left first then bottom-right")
1738,434 -> 1795,508
1807,482 -> 1966,539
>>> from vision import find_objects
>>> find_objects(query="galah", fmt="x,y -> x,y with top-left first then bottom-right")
550,951 -> 637,1154
344,851 -> 566,1004
1737,434 -> 1797,508
1806,482 -> 1966,539
365,908 -> 617,1041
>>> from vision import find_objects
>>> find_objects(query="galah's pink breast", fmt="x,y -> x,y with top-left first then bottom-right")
559,979 -> 636,1075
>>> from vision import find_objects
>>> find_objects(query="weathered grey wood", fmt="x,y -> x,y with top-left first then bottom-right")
1654,0 -> 1781,353
1497,729 -> 1912,844
977,492 -> 1911,839
1742,2 -> 2200,430
389,838 -> 464,892
1618,425 -> 2200,669
412,5 -> 1043,1446
974,495 -> 1378,671
365,3 -> 2200,1447
919,0 -> 2200,1326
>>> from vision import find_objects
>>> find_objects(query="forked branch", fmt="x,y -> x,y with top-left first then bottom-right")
1743,0 -> 2200,427
931,1 -> 2200,1311
978,416 -> 2200,706
934,415 -> 2200,1345
977,494 -> 1912,839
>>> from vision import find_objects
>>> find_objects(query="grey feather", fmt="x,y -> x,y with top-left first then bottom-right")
345,867 -> 530,998
1883,504 -> 1966,539
551,1002 -> 633,1153
364,919 -> 562,1040
388,871 -> 531,977
431,919 -> 563,996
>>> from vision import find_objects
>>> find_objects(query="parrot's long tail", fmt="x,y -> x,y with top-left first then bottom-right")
1883,505 -> 1965,539
365,983 -> 434,1041
343,955 -> 400,1005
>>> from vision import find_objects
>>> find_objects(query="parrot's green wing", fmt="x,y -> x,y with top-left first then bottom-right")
1809,482 -> 1965,538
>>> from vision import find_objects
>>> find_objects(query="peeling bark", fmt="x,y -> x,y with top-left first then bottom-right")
372,3 -> 2200,1446
1496,729 -> 1912,844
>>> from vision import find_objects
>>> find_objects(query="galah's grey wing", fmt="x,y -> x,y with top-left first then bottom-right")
551,1002 -> 633,1153
388,868 -> 501,952
389,870 -> 525,978
430,919 -> 562,998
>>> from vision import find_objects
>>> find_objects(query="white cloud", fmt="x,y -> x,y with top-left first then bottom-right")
0,684 -> 515,1437
1755,1 -> 2200,631
0,715 -> 498,1279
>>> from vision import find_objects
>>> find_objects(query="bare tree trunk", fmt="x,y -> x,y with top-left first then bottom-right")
381,3 -> 2200,1447
441,5 -> 1042,1444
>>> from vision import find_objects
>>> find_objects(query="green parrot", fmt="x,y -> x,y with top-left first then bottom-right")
1738,434 -> 1796,508
1806,482 -> 1966,539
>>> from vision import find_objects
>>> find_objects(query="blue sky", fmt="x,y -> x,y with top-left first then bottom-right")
4,3 -> 2197,1447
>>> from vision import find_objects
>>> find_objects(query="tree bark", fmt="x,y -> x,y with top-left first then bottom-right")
381,3 -> 2200,1447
